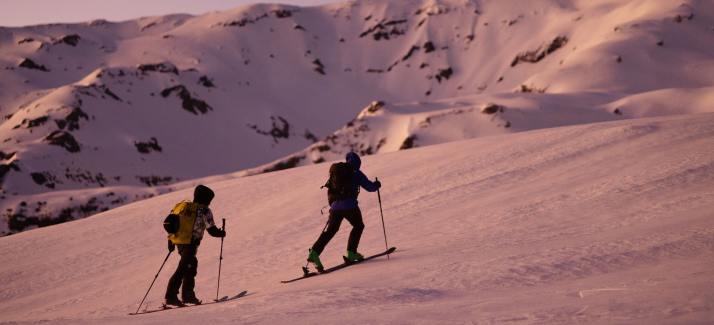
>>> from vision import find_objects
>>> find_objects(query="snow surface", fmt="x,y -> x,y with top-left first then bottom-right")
1,0 -> 714,234
1,113 -> 713,324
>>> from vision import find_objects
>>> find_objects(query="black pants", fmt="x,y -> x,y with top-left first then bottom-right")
165,244 -> 198,299
312,208 -> 365,254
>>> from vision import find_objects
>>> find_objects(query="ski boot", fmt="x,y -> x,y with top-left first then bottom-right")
182,296 -> 202,305
344,250 -> 364,264
164,296 -> 185,307
306,248 -> 324,273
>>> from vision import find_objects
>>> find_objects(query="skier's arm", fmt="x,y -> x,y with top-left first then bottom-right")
357,171 -> 380,192
204,209 -> 226,238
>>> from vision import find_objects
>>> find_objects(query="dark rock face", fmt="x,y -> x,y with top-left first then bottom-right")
481,103 -> 503,114
19,58 -> 49,72
303,130 -> 318,143
272,9 -> 293,18
160,85 -> 212,115
31,172 -> 48,186
399,135 -> 417,150
516,84 -> 545,93
30,172 -> 58,189
402,46 -> 420,61
224,19 -> 254,27
18,38 -> 34,44
137,62 -> 178,75
435,67 -> 453,83
134,137 -> 162,154
136,175 -> 173,187
423,41 -> 436,53
545,36 -> 568,55
44,131 -> 80,153
57,34 -> 81,46
313,59 -> 326,74
0,151 -> 16,160
101,87 -> 122,102
248,116 -> 291,143
55,107 -> 89,131
367,101 -> 385,113
360,19 -> 408,40
65,169 -> 106,187
0,162 -> 20,185
5,207 -> 74,233
27,116 -> 49,128
198,76 -> 215,87
3,196 -> 111,233
511,36 -> 568,67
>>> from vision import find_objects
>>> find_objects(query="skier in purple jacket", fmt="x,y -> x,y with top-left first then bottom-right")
306,152 -> 380,272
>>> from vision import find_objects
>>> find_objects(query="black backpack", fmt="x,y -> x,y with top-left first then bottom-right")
163,214 -> 180,234
324,162 -> 357,204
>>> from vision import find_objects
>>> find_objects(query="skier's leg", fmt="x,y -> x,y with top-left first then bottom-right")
180,245 -> 199,300
345,209 -> 365,253
165,246 -> 185,299
311,210 -> 344,254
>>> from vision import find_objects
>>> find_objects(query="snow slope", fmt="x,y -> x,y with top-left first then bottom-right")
2,0 -> 714,234
1,113 -> 713,324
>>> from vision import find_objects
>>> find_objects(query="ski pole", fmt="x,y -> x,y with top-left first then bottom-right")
376,177 -> 390,259
134,250 -> 172,314
215,219 -> 225,301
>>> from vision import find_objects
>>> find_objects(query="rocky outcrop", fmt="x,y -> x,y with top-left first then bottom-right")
198,76 -> 215,87
134,137 -> 162,154
480,103 -> 503,114
19,58 -> 49,72
44,131 -> 80,153
360,19 -> 408,41
56,34 -> 81,46
160,85 -> 212,115
399,135 -> 417,150
55,107 -> 89,131
511,36 -> 568,67
137,62 -> 178,75
247,116 -> 291,143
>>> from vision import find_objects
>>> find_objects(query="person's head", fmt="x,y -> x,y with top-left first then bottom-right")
193,185 -> 215,206
345,152 -> 361,170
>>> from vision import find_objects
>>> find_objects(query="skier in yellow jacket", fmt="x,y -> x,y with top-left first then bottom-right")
164,185 -> 225,306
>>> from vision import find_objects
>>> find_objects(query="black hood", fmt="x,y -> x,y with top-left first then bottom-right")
193,185 -> 215,206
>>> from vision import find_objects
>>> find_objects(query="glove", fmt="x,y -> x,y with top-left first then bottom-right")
374,180 -> 381,189
207,225 -> 226,238
168,240 -> 175,252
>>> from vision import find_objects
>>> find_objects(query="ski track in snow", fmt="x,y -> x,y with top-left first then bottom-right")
0,113 -> 713,324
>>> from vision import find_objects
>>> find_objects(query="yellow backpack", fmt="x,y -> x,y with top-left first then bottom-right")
167,201 -> 203,244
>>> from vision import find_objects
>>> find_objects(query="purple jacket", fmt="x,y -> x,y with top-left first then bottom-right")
330,152 -> 379,210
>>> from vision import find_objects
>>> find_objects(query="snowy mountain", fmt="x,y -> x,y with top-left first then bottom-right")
0,113 -> 712,324
1,0 -> 713,235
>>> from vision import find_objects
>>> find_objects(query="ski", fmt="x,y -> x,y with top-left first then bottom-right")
280,247 -> 396,284
128,291 -> 248,315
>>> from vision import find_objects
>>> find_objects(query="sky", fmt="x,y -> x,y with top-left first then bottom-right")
0,0 -> 340,27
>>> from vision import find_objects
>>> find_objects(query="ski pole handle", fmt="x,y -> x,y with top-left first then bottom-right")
222,218 -> 225,231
